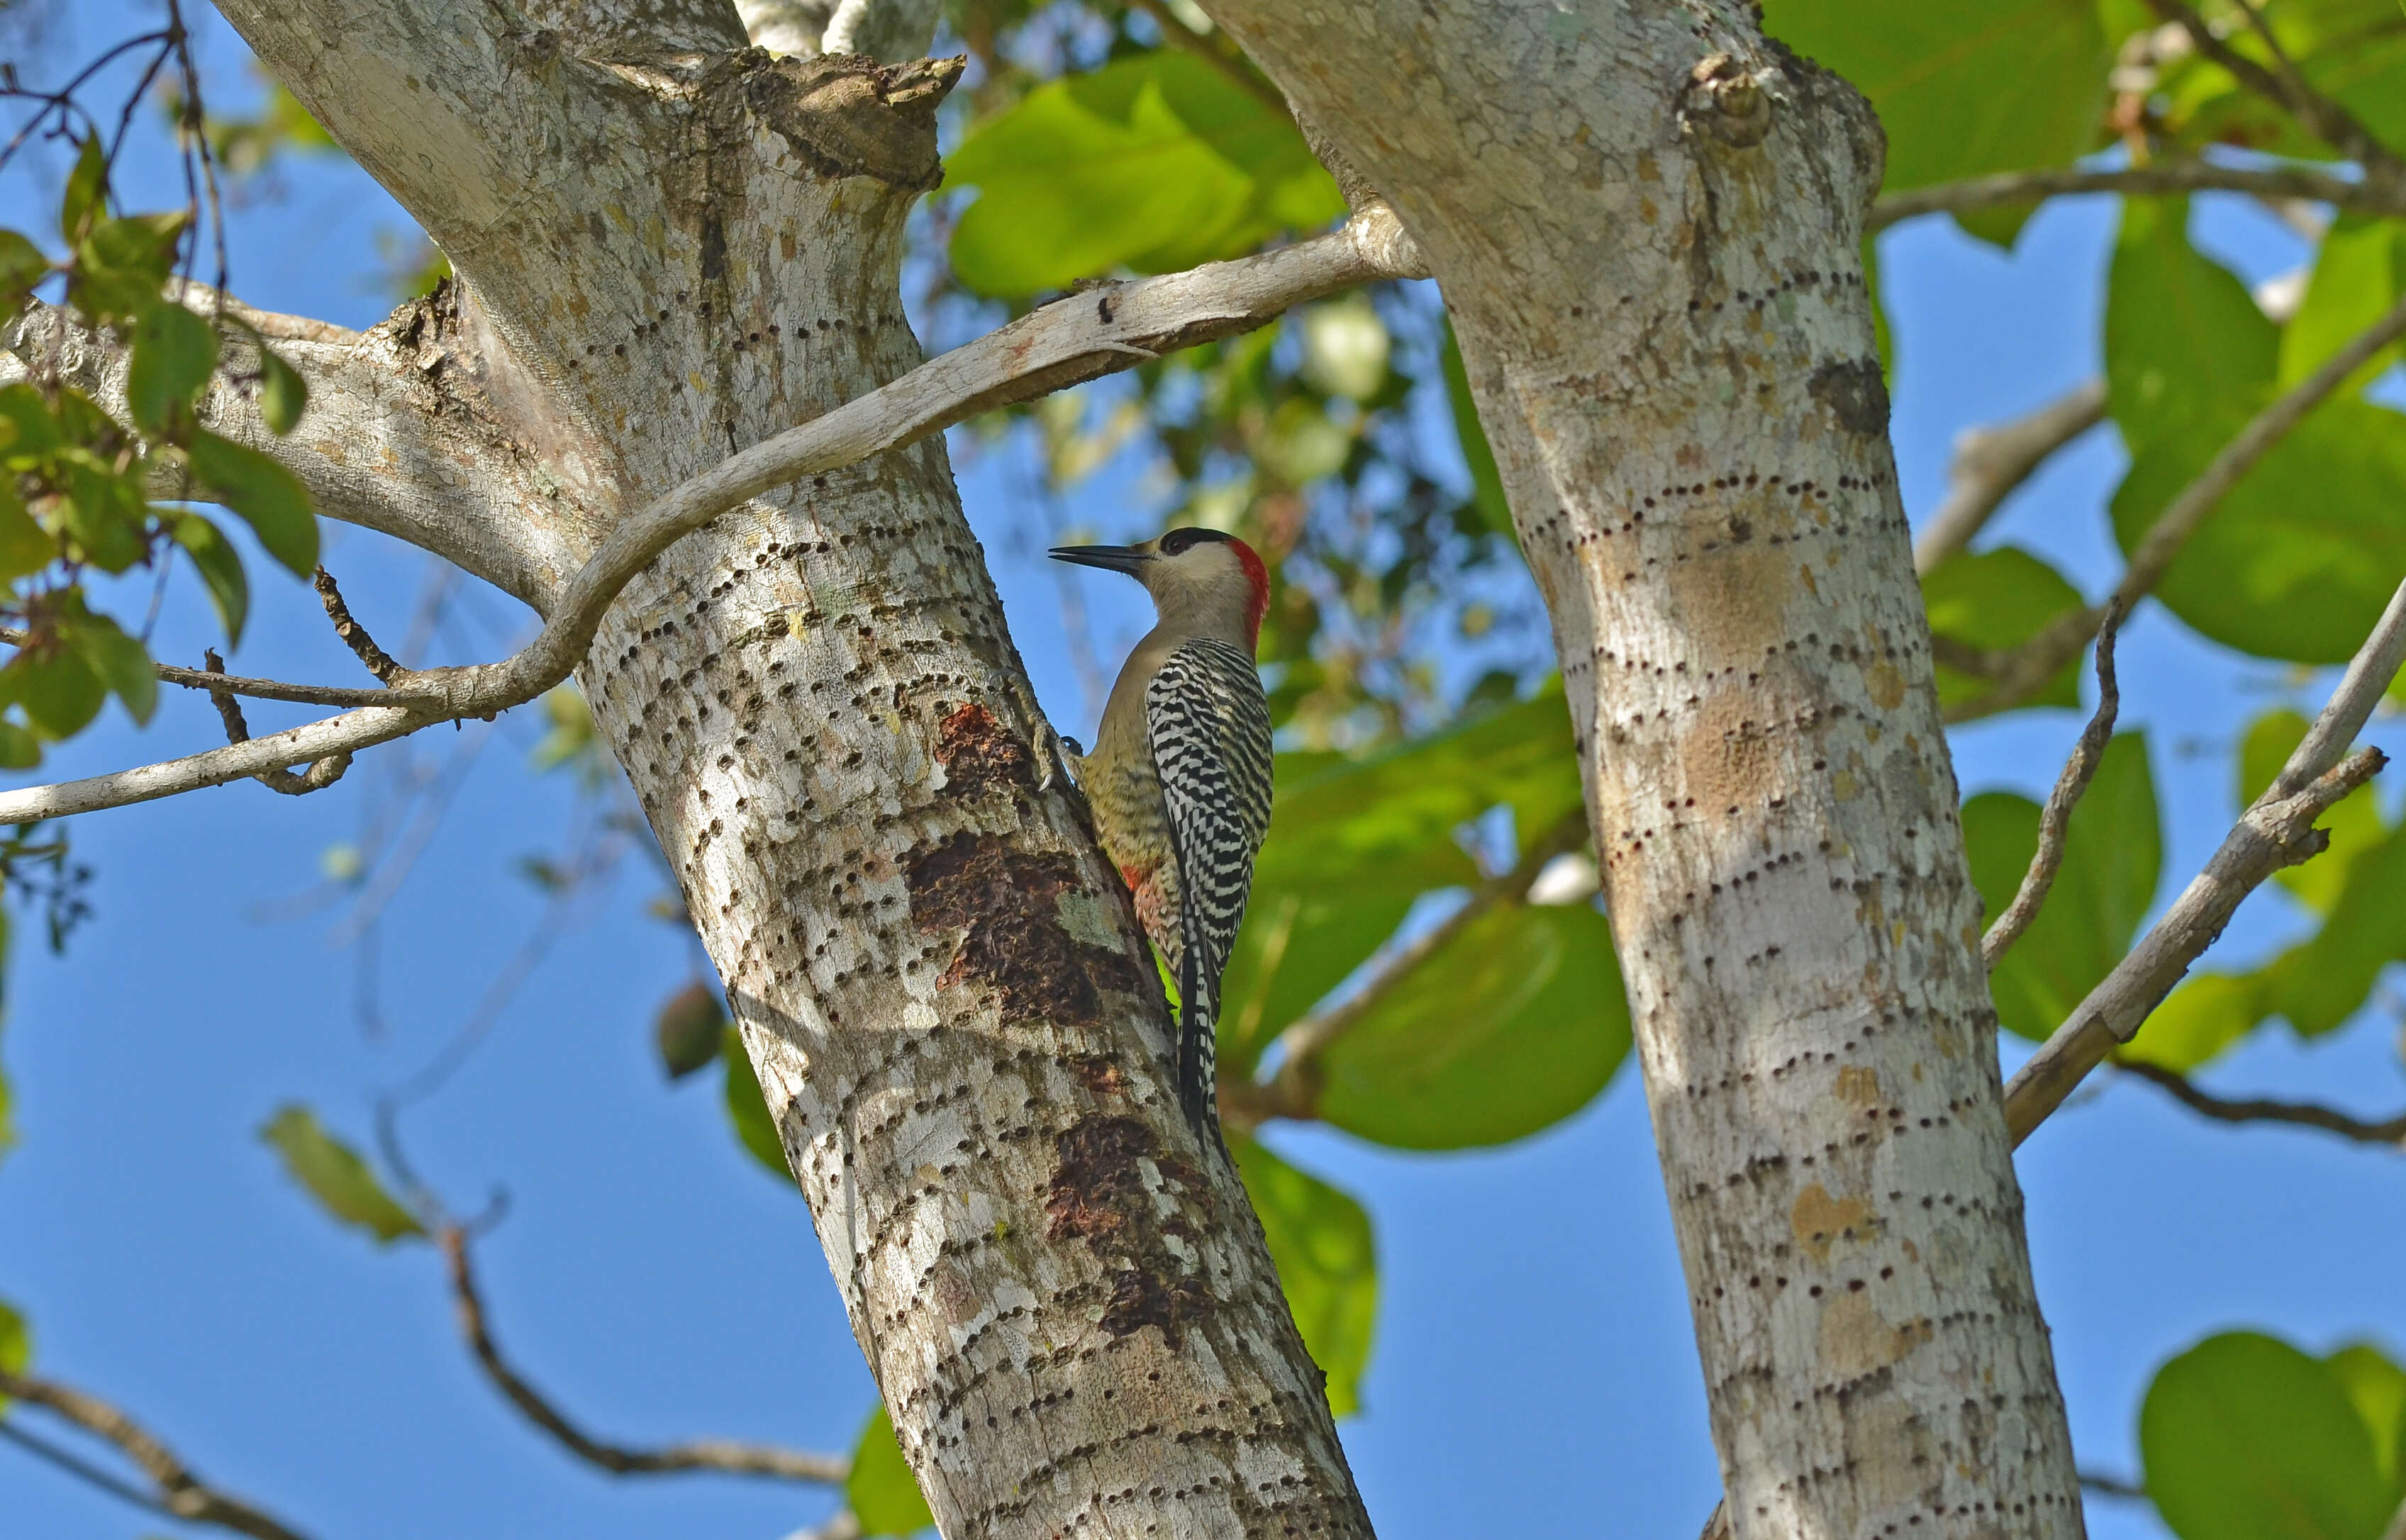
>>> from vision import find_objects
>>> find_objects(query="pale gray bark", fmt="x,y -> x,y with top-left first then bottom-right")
188,1 -> 1372,1534
1198,2 -> 2085,1535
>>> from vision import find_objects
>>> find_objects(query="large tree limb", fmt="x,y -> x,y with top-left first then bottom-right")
1945,286 -> 2406,722
0,213 -> 1416,825
437,1226 -> 849,1484
2003,575 -> 2406,1144
2,287 -> 569,603
0,1367 -> 313,1540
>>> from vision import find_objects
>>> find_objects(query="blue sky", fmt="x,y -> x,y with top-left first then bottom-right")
4,6 -> 2404,1539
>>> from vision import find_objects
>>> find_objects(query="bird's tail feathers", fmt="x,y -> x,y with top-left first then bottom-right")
1174,934 -> 1220,1143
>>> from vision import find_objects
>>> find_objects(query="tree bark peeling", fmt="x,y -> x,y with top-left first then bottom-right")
1202,3 -> 2083,1535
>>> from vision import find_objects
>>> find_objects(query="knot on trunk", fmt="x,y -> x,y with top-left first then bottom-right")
744,51 -> 962,189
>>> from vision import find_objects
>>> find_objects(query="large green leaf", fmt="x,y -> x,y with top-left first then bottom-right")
2120,970 -> 2267,1073
722,1025 -> 790,1181
1229,1134 -> 1376,1417
1961,732 -> 2161,1041
170,511 -> 250,647
2280,216 -> 2406,392
847,1404 -> 935,1536
126,301 -> 220,435
1217,889 -> 1415,1081
187,428 -> 318,576
2262,822 -> 2406,1037
0,1295 -> 25,1412
2327,1343 -> 2406,1492
1439,320 -> 1513,543
257,1104 -> 424,1244
945,52 -> 1342,296
2105,198 -> 2277,454
2142,1332 -> 2400,1540
2110,402 -> 2406,664
1258,691 -> 1579,898
1762,0 -> 2109,192
1921,546 -> 2085,713
1317,902 -> 1629,1149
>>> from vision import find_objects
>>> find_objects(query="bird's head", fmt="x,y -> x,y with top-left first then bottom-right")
1048,527 -> 1270,647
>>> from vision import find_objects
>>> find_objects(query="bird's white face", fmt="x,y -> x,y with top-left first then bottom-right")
1047,527 -> 1271,646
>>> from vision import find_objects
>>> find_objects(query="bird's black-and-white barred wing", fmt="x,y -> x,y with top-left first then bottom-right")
1146,636 -> 1274,1129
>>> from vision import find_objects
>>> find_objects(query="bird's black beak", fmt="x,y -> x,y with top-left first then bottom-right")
1047,544 -> 1151,576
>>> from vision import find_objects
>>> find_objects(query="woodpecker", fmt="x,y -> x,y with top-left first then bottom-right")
1049,527 -> 1274,1139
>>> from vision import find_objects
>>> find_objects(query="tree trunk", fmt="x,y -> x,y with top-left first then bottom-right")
1215,4 -> 2085,1535
208,2 -> 1371,1534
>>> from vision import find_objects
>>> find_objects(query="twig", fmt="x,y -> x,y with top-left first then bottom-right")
1913,381 -> 2106,575
1981,603 -> 2122,968
0,211 -> 1422,825
2117,1060 -> 2406,1147
436,1225 -> 849,1485
2080,1470 -> 2148,1502
2003,576 -> 2406,1145
0,626 -> 400,709
2142,0 -> 2406,189
1230,809 -> 1589,1125
1947,286 -> 2406,723
0,1367 -> 314,1540
313,565 -> 405,683
0,1415 -> 182,1517
1868,161 -> 2400,233
203,649 -> 351,796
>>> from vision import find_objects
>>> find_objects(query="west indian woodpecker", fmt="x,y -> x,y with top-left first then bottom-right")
1049,527 -> 1274,1141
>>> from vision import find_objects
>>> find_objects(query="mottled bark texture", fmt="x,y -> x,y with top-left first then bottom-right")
205,1 -> 1369,1534
1202,2 -> 2083,1536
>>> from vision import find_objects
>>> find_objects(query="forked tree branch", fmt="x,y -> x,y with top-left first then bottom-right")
2117,1060 -> 2406,1147
0,626 -> 401,708
1945,287 -> 2406,723
436,1226 -> 850,1485
0,211 -> 1422,825
1981,604 -> 2122,967
1913,380 -> 2107,576
0,1367 -> 313,1540
2003,575 -> 2406,1144
2140,0 -> 2406,187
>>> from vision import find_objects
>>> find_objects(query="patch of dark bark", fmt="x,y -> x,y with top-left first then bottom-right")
1045,1115 -> 1213,1346
904,832 -> 1141,1025
935,703 -> 1033,795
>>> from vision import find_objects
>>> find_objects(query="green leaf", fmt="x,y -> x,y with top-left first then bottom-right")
1961,732 -> 2161,1041
2281,216 -> 2406,392
59,136 -> 105,243
65,611 -> 157,726
1921,547 -> 2085,713
4,649 -> 105,740
945,52 -> 1343,296
69,213 -> 184,324
1318,901 -> 1630,1149
1218,889 -> 1416,1081
257,1104 -> 425,1244
654,981 -> 725,1081
186,428 -> 317,575
169,512 -> 250,646
1228,1134 -> 1377,1417
1439,320 -> 1513,543
1762,0 -> 2110,191
0,229 -> 50,328
0,719 -> 40,771
126,302 -> 220,435
257,345 -> 308,435
721,1025 -> 790,1181
2105,198 -> 2277,454
2326,1343 -> 2406,1492
57,451 -> 150,574
2120,971 -> 2266,1073
2112,402 -> 2406,664
2241,707 -> 2385,913
2263,822 -> 2406,1037
529,685 -> 598,776
0,1295 -> 26,1411
0,477 -> 55,584
1258,690 -> 1580,898
0,382 -> 60,466
847,1404 -> 935,1536
2142,1331 -> 2400,1540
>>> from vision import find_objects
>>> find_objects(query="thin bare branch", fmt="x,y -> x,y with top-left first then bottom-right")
0,1368 -> 314,1540
1869,161 -> 2399,233
1914,380 -> 2106,576
2079,1471 -> 2148,1502
1982,604 -> 2123,968
2142,0 -> 2406,187
438,1226 -> 850,1485
201,649 -> 352,796
313,565 -> 406,683
2003,576 -> 2406,1145
0,625 -> 408,708
2117,1060 -> 2406,1147
1229,809 -> 1589,1127
1948,286 -> 2406,724
0,213 -> 1420,825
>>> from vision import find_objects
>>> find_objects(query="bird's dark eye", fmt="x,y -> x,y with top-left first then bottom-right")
1159,528 -> 1225,557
